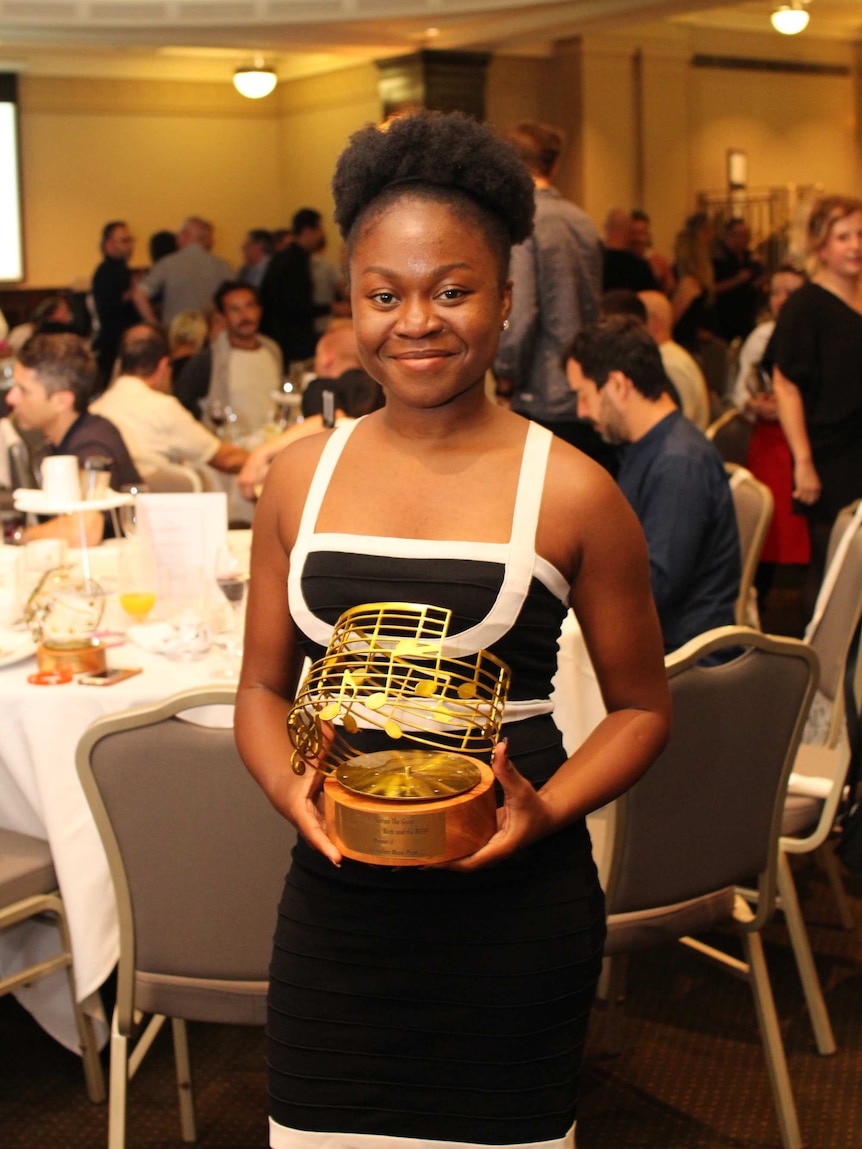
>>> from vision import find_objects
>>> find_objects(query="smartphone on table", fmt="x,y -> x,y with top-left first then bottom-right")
78,668 -> 143,687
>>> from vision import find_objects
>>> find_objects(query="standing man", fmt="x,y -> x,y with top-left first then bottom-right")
713,218 -> 767,343
494,121 -> 613,469
131,216 -> 233,327
566,316 -> 739,653
259,208 -> 347,366
602,209 -> 656,292
173,280 -> 283,437
91,220 -> 139,386
238,229 -> 274,290
6,334 -> 140,544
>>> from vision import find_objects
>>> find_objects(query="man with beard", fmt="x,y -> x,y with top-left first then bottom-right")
173,280 -> 282,439
566,315 -> 739,652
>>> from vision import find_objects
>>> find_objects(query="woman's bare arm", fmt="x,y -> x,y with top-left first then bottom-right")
234,441 -> 344,865
773,366 -> 821,505
450,453 -> 670,871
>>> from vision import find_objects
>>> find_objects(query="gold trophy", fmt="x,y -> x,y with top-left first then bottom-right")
287,603 -> 511,865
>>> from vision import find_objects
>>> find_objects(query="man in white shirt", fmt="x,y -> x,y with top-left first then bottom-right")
92,325 -> 248,480
173,281 -> 283,441
639,290 -> 711,430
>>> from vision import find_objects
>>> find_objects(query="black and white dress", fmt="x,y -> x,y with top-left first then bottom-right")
269,419 -> 605,1149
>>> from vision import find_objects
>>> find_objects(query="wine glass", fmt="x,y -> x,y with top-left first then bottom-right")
215,549 -> 248,676
118,540 -> 157,625
119,483 -> 148,539
209,399 -> 234,438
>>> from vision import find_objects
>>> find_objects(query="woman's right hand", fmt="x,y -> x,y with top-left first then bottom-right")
278,763 -> 344,867
793,458 -> 822,505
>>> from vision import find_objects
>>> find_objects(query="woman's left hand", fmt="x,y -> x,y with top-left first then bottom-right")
442,741 -> 558,872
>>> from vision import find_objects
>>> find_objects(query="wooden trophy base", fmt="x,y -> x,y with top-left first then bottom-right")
37,639 -> 106,675
324,757 -> 497,866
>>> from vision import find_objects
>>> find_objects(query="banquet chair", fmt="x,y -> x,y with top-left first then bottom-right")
144,463 -> 203,493
759,498 -> 862,1057
706,406 -> 754,466
0,828 -> 106,1103
600,626 -> 818,1149
75,686 -> 296,1149
726,463 -> 774,626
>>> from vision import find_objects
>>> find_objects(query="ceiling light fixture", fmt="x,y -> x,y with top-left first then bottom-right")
233,57 -> 277,99
771,2 -> 810,35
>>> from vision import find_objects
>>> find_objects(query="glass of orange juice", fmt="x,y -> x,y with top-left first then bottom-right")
118,540 -> 157,624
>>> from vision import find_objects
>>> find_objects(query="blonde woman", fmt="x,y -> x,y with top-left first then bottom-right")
769,194 -> 862,608
671,212 -> 716,353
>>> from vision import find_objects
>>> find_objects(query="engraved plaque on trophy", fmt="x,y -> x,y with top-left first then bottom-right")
287,603 -> 511,866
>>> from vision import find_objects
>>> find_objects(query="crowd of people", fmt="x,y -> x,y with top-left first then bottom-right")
0,116 -> 857,630
0,108 -> 859,1149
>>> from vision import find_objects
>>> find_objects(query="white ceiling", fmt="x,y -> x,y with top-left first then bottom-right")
0,0 -> 858,83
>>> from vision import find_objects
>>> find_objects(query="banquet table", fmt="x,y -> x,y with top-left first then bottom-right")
0,532 -> 251,1051
0,547 -> 608,1055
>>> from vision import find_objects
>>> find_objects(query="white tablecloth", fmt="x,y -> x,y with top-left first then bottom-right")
0,565 -> 604,1053
0,534 -> 250,1051
550,610 -> 616,889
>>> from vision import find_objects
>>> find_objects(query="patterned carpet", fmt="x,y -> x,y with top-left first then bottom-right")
1,859 -> 860,1148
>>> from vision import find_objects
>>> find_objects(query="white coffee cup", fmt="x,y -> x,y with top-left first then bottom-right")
41,455 -> 81,504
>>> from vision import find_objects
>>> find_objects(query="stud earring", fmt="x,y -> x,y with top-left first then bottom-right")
502,319 -> 510,331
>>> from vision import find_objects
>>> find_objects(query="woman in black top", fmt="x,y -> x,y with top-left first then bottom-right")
236,111 -> 670,1149
769,195 -> 862,607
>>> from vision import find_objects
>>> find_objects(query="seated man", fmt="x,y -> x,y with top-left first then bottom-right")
173,280 -> 283,438
300,323 -> 383,421
639,290 -> 711,431
6,333 -> 141,544
566,315 -> 740,653
237,323 -> 382,499
92,324 -> 248,481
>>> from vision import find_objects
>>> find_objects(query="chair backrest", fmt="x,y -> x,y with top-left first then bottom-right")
726,463 -> 774,626
76,686 -> 295,1031
145,463 -> 204,493
9,439 -> 38,490
705,407 -> 754,466
605,627 -> 818,931
804,501 -> 862,737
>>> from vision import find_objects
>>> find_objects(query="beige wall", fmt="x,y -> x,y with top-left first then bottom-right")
276,64 -> 381,266
13,32 -> 861,289
579,28 -> 856,256
19,77 -> 285,289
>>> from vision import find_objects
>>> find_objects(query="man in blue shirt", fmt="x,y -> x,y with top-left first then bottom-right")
565,315 -> 740,652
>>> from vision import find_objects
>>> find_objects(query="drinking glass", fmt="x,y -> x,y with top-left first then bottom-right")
119,483 -> 149,539
118,540 -> 157,624
209,399 -> 236,439
215,548 -> 248,676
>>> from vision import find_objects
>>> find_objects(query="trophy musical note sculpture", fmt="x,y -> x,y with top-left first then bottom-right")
287,602 -> 511,865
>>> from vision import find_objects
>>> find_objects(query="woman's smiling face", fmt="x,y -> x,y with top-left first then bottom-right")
350,195 -> 512,411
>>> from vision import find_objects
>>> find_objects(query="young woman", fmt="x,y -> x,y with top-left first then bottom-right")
769,195 -> 862,608
236,111 -> 670,1149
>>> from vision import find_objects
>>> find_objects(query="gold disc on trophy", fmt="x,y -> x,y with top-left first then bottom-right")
335,750 -> 482,801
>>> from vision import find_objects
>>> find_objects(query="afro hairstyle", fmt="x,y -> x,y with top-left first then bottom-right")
332,110 -> 535,274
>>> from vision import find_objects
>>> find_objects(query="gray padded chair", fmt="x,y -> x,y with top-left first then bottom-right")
706,406 -> 755,466
143,463 -> 204,493
602,626 -> 818,1149
0,828 -> 106,1103
765,498 -> 862,1057
75,686 -> 296,1149
726,463 -> 774,626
